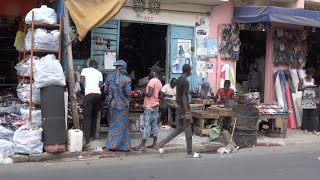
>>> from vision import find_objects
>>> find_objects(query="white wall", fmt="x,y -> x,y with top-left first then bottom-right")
113,1 -> 211,26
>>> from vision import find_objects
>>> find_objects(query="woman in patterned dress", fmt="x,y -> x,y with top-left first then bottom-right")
298,68 -> 319,135
104,60 -> 132,151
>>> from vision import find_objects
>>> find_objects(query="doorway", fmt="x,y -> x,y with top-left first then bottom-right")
119,22 -> 168,88
237,30 -> 267,101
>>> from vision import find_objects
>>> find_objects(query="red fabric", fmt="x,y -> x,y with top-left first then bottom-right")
285,82 -> 297,129
218,88 -> 233,104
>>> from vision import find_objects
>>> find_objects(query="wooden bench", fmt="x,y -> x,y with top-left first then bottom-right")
191,110 -> 219,136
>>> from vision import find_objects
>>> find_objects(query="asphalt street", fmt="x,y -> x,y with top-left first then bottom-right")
1,143 -> 320,180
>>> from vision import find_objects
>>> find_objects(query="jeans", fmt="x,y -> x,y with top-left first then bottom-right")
157,107 -> 193,154
142,107 -> 159,140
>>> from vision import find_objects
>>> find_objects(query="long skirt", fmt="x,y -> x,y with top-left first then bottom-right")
301,107 -> 320,132
106,108 -> 131,151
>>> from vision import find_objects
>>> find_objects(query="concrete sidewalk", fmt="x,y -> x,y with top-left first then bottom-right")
11,128 -> 320,163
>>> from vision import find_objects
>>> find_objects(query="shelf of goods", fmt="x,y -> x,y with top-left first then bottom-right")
22,11 -> 62,128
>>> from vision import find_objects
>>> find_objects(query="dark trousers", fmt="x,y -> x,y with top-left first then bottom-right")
157,107 -> 193,154
83,93 -> 101,144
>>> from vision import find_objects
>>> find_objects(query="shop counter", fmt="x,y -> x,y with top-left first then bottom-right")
190,110 -> 219,136
207,105 -> 289,138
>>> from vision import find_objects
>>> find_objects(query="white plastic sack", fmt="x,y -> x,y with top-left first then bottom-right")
13,125 -> 43,154
33,54 -> 66,88
16,83 -> 41,104
19,105 -> 42,128
15,56 -> 40,76
25,5 -> 57,25
0,126 -> 14,141
25,28 -> 60,51
0,139 -> 15,158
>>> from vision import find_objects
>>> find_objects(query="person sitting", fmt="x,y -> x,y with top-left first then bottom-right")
160,78 -> 177,125
214,80 -> 234,104
192,82 -> 214,99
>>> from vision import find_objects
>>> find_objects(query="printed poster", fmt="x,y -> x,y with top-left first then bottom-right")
207,39 -> 218,58
104,52 -> 116,70
196,26 -> 209,38
196,38 -> 207,57
196,60 -> 207,77
172,39 -> 192,73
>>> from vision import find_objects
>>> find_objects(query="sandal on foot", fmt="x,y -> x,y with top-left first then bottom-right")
132,146 -> 146,152
147,144 -> 156,148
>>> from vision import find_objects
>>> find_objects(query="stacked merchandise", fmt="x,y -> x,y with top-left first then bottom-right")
254,104 -> 288,115
0,90 -> 42,164
1,6 -> 65,163
129,90 -> 144,111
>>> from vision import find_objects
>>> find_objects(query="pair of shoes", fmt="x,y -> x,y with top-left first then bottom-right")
303,130 -> 308,134
186,152 -> 201,158
313,131 -> 320,136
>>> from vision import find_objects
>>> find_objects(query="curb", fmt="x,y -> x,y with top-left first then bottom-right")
11,140 -> 318,163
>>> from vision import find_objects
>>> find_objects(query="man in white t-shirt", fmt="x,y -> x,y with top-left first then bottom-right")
80,60 -> 103,149
160,78 -> 177,124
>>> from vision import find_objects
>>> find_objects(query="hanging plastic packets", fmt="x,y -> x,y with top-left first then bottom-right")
19,104 -> 42,128
33,54 -> 66,88
16,83 -> 41,104
13,125 -> 43,154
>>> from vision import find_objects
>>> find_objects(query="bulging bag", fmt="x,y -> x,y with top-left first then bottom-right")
207,124 -> 221,141
13,125 -> 43,154
0,126 -> 14,141
19,104 -> 42,128
0,139 -> 15,158
33,54 -> 66,88
16,83 -> 41,104
25,5 -> 57,25
25,28 -> 60,51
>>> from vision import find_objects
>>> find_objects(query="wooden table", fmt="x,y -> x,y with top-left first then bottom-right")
258,113 -> 288,138
191,110 -> 219,136
207,105 -> 288,138
167,102 -> 205,127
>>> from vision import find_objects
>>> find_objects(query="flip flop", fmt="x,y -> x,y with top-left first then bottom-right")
132,146 -> 146,152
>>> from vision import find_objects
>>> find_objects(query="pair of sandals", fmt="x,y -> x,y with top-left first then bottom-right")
304,130 -> 320,136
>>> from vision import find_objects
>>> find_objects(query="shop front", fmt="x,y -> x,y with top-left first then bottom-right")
209,3 -> 320,134
1,0 -> 67,163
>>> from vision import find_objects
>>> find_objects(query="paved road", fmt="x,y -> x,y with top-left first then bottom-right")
1,143 -> 320,180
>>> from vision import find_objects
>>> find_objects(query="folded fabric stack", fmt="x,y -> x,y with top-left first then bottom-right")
255,104 -> 288,115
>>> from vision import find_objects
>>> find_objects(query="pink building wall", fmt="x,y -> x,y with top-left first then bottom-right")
264,22 -> 304,103
209,1 -> 306,104
208,1 -> 235,92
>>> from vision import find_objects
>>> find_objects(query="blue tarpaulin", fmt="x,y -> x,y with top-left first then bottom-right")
233,6 -> 320,27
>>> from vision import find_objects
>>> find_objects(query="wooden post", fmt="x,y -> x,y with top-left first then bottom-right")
64,3 -> 80,129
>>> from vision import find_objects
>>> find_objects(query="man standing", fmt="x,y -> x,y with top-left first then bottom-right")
134,66 -> 163,151
80,60 -> 103,149
160,78 -> 177,124
156,64 -> 193,156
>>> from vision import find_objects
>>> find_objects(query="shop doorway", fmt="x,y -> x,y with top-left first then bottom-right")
306,31 -> 320,85
119,22 -> 168,88
0,17 -> 20,90
237,30 -> 266,101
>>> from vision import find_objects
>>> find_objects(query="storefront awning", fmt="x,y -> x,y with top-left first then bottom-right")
65,0 -> 126,41
233,6 -> 320,27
